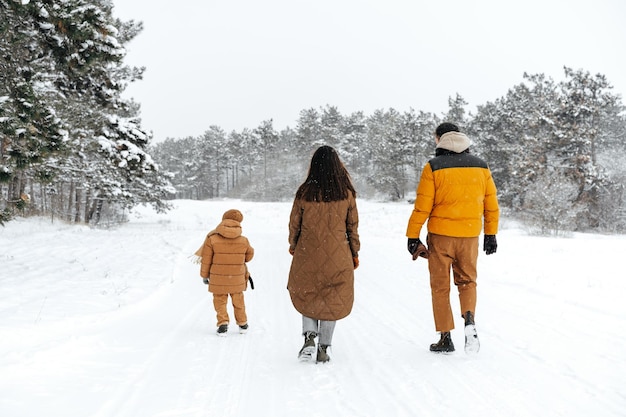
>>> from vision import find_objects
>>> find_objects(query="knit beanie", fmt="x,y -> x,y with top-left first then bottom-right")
222,209 -> 244,223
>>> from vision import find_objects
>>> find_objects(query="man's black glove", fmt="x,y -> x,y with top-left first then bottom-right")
407,238 -> 419,255
202,278 -> 209,285
407,238 -> 429,259
248,275 -> 254,290
484,234 -> 497,255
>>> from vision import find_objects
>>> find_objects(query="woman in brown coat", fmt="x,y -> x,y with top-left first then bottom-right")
288,145 -> 360,363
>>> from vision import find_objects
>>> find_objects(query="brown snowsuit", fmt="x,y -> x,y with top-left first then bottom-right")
200,210 -> 254,327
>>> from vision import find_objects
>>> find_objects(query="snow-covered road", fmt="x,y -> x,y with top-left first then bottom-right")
1,200 -> 624,417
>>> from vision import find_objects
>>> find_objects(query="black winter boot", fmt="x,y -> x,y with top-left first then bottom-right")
217,324 -> 228,336
316,344 -> 331,363
298,331 -> 317,361
430,331 -> 455,352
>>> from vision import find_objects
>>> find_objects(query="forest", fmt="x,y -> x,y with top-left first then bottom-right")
2,0 -> 625,233
0,0 -> 172,226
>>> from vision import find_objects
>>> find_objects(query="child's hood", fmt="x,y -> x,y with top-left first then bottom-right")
215,219 -> 242,239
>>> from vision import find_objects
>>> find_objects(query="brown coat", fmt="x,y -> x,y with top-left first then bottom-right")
287,194 -> 360,321
200,219 -> 254,294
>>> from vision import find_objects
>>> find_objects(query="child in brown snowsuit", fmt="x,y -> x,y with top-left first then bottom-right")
198,209 -> 254,336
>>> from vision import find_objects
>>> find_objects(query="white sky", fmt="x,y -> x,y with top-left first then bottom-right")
113,0 -> 626,141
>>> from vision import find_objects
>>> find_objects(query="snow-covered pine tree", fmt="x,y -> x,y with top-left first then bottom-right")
0,0 -> 172,225
196,126 -> 228,199
365,108 -> 410,200
472,68 -> 626,233
252,119 -> 281,200
553,67 -> 622,230
337,110 -> 368,191
400,108 -> 437,195
443,93 -> 469,127
229,127 -> 263,192
149,136 -> 196,199
471,73 -> 559,212
319,105 -> 344,149
294,107 -> 323,153
0,0 -> 68,221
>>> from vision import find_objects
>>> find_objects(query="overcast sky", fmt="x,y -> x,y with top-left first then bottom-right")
113,0 -> 626,141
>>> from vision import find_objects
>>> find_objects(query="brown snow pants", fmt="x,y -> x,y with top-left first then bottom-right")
213,292 -> 247,327
427,233 -> 479,332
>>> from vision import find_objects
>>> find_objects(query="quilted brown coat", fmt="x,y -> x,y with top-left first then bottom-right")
287,194 -> 360,321
200,219 -> 254,294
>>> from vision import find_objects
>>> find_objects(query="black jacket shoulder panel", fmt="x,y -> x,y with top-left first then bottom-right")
429,152 -> 489,172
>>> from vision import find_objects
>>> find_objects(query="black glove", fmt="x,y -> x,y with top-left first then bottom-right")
407,238 -> 429,259
248,275 -> 254,290
407,238 -> 420,255
202,278 -> 209,285
484,235 -> 497,255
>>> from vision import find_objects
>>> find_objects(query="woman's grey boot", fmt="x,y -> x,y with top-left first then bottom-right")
316,344 -> 331,363
298,331 -> 317,361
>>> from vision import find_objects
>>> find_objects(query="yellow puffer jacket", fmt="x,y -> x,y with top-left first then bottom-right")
406,132 -> 499,239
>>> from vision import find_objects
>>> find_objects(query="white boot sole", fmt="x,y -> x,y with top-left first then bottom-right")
298,345 -> 316,361
464,324 -> 480,354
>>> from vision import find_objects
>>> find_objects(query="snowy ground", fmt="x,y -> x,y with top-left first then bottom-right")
1,199 -> 624,417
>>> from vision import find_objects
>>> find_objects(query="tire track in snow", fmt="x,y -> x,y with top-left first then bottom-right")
91,235 -> 209,417
329,224 -> 538,417
91,292 -> 208,417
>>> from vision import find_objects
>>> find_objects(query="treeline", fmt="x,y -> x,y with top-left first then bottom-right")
0,0 -> 172,226
153,68 -> 626,234
2,2 -> 625,234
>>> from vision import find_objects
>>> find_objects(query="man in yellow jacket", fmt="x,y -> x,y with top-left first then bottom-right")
406,122 -> 499,354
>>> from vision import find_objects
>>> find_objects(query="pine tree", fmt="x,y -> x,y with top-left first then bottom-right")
1,0 -> 172,224
443,93 -> 469,126
401,109 -> 437,191
553,67 -> 622,229
319,105 -> 344,149
295,108 -> 323,153
0,0 -> 68,215
338,110 -> 367,187
471,74 -> 559,210
366,108 -> 410,200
